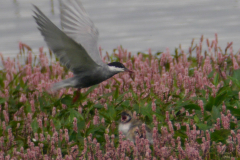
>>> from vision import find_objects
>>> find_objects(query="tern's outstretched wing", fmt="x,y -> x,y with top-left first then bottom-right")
33,5 -> 98,74
60,0 -> 105,66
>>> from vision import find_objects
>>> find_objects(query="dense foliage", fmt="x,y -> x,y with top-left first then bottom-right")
1,35 -> 240,159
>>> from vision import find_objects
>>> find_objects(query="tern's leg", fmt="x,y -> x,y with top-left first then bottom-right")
72,88 -> 82,106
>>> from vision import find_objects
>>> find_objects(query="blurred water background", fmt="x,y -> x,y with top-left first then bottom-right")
1,0 -> 240,58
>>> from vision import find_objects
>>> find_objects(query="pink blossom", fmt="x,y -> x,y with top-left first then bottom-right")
73,117 -> 78,133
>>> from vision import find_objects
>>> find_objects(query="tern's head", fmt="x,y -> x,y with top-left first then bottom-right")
120,111 -> 132,124
108,62 -> 133,74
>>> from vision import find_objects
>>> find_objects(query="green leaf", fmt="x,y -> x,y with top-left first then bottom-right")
77,120 -> 86,131
197,123 -> 211,131
26,104 -> 32,113
183,104 -> 201,111
139,102 -> 153,121
94,104 -> 104,109
113,86 -> 119,100
12,84 -> 21,94
38,96 -> 44,111
230,122 -> 236,129
53,119 -> 62,130
205,96 -> 214,111
230,77 -> 240,88
228,69 -> 240,88
0,98 -> 5,104
227,106 -> 240,117
119,100 -> 131,110
189,68 -> 195,76
82,85 -> 98,99
68,108 -> 84,122
208,71 -> 214,78
213,73 -> 219,86
155,52 -> 162,56
204,115 -> 211,121
211,129 -> 230,143
232,68 -> 240,80
108,105 -> 116,120
61,95 -> 72,106
86,125 -> 104,135
174,130 -> 187,139
194,115 -> 199,123
211,106 -> 220,122
31,118 -> 39,133
0,76 -> 4,88
215,90 -> 228,106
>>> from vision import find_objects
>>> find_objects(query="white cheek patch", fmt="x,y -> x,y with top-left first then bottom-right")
118,123 -> 131,135
108,66 -> 125,72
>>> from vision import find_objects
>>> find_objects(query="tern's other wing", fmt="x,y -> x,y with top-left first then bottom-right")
60,0 -> 105,66
33,5 -> 98,74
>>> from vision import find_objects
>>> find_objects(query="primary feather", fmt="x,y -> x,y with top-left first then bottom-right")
33,0 -> 131,92
60,0 -> 104,66
33,5 -> 98,74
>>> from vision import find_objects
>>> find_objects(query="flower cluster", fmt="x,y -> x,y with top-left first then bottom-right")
0,34 -> 240,159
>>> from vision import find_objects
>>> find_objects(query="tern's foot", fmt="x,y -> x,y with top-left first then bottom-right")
72,89 -> 81,103
72,94 -> 79,103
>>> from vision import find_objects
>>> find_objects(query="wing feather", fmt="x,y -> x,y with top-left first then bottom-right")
33,5 -> 98,73
60,0 -> 105,66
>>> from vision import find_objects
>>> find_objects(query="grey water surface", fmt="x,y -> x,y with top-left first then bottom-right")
1,0 -> 240,58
